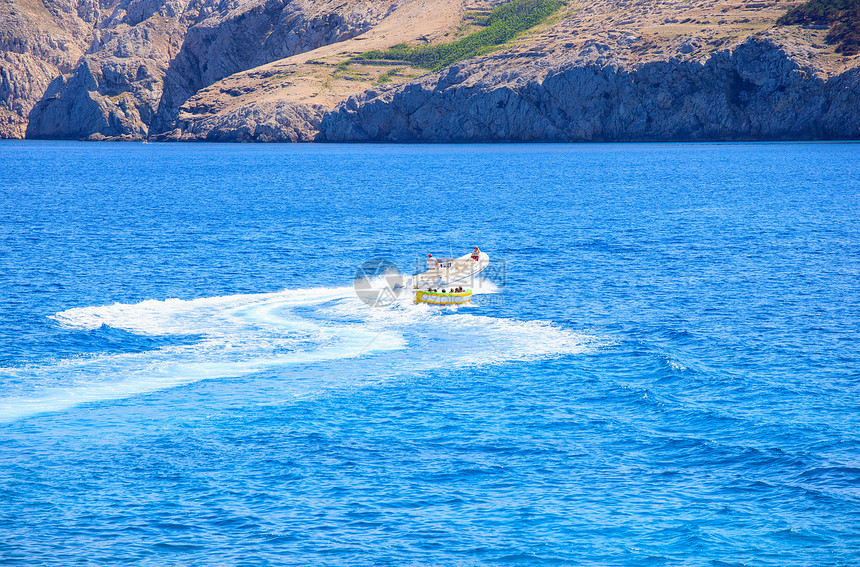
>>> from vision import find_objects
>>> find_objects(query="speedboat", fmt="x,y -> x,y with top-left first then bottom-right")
412,250 -> 489,305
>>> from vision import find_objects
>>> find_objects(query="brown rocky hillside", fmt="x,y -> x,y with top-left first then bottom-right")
1,0 -> 858,141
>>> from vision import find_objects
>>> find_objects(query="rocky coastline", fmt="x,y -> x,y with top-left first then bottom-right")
2,0 -> 858,143
318,39 -> 860,142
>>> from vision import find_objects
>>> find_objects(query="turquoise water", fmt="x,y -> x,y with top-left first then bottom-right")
1,141 -> 858,565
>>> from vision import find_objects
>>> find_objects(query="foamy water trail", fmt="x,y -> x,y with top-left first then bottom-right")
0,286 -> 597,422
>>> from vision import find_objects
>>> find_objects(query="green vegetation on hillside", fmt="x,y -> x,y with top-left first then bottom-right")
377,68 -> 403,84
778,0 -> 860,55
354,0 -> 565,71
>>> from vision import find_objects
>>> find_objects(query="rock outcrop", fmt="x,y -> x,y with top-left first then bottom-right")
155,0 -> 476,141
319,39 -> 860,142
150,0 -> 394,133
22,0 -> 396,139
168,97 -> 323,141
0,0 -> 93,138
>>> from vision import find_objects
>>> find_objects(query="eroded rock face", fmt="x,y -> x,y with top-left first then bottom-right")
25,0 -> 188,139
318,40 -> 860,142
160,98 -> 324,141
151,0 -> 390,133
0,0 -> 93,138
158,0 -> 860,144
16,0 -> 394,139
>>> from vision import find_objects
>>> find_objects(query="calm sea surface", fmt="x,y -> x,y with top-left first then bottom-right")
0,141 -> 858,565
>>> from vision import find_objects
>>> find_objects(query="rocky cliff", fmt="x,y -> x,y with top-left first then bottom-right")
2,0 -> 859,141
3,0 -> 406,139
319,38 -> 860,141
0,0 -> 94,137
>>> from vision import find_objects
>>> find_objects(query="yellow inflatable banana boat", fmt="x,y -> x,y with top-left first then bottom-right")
414,289 -> 473,305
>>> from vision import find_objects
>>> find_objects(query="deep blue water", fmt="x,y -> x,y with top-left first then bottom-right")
1,140 -> 858,566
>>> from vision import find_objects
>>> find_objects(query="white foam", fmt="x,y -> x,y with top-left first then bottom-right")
470,277 -> 501,295
49,287 -> 355,335
1,286 -> 599,423
317,294 -> 599,368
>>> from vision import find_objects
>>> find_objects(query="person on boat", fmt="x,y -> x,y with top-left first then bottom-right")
427,254 -> 439,270
471,246 -> 481,261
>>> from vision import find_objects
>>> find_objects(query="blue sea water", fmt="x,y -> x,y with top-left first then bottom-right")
0,140 -> 858,566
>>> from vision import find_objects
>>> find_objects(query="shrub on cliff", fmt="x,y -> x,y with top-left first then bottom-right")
356,0 -> 564,70
778,0 -> 860,55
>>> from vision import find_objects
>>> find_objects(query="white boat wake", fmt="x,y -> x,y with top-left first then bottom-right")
0,286 -> 598,423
